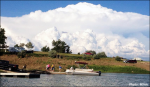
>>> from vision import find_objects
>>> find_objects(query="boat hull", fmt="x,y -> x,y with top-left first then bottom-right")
66,69 -> 99,76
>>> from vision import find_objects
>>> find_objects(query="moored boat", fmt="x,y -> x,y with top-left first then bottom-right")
65,61 -> 101,76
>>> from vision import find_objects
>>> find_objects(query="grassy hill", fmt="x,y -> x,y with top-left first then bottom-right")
0,51 -> 149,74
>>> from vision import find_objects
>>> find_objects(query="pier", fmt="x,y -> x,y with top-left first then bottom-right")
48,71 -> 66,75
0,73 -> 40,78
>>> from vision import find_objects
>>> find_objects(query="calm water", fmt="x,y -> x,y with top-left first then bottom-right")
0,73 -> 149,86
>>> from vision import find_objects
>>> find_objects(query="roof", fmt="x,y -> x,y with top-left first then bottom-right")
75,61 -> 88,64
85,52 -> 92,55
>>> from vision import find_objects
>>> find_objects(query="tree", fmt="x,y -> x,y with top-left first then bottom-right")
14,44 -> 19,48
48,50 -> 57,58
86,50 -> 96,55
52,39 -> 70,53
0,26 -> 7,45
0,26 -> 7,52
25,42 -> 34,50
66,45 -> 70,53
41,46 -> 50,52
93,52 -> 107,59
115,56 -> 122,61
19,43 -> 25,47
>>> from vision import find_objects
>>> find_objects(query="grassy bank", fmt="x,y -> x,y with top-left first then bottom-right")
88,65 -> 150,74
0,52 -> 149,74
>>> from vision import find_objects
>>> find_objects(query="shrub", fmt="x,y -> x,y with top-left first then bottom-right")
17,51 -> 26,58
86,50 -> 96,55
48,50 -> 57,58
78,52 -> 80,55
93,54 -> 100,59
115,56 -> 122,61
93,52 -> 107,59
82,54 -> 86,59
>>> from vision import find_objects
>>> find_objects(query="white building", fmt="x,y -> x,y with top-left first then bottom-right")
133,58 -> 143,61
9,47 -> 25,52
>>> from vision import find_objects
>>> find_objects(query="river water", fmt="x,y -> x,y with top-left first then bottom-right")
0,73 -> 149,86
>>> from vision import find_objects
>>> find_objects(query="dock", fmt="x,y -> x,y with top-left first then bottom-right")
0,73 -> 40,78
48,71 -> 66,75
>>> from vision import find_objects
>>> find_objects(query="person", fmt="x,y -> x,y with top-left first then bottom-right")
51,64 -> 54,72
46,64 -> 50,71
23,64 -> 26,72
59,65 -> 62,72
70,67 -> 73,70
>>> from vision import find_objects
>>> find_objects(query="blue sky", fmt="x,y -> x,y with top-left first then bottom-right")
1,1 -> 149,17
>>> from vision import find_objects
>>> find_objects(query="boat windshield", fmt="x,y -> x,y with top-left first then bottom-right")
75,61 -> 88,69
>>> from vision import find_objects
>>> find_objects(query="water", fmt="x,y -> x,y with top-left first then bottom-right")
0,73 -> 149,86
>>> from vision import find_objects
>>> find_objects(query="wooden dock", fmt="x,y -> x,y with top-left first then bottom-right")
48,71 -> 66,75
0,73 -> 40,78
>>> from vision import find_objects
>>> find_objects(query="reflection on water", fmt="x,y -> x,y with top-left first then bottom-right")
0,73 -> 149,86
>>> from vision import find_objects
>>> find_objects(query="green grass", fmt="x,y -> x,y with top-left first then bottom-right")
34,51 -> 92,59
88,65 -> 150,74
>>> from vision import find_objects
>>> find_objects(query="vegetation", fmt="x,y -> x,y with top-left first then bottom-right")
17,51 -> 26,58
78,52 -> 80,55
25,42 -> 34,50
0,51 -> 149,74
52,39 -> 70,53
19,43 -> 25,47
115,56 -> 122,61
88,65 -> 150,74
0,26 -> 7,52
93,52 -> 107,59
48,50 -> 57,58
86,50 -> 96,55
0,26 -> 7,45
41,46 -> 50,52
14,44 -> 19,47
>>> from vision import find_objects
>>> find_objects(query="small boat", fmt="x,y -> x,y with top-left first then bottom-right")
65,61 -> 101,76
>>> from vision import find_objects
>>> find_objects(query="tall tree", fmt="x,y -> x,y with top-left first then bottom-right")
41,46 -> 50,52
52,39 -> 70,53
25,42 -> 34,50
0,26 -> 7,52
0,26 -> 7,45
19,43 -> 25,47
14,44 -> 19,48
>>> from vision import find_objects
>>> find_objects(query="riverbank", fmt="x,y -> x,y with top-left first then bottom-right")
0,53 -> 149,74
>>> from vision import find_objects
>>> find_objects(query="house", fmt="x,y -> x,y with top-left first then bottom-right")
133,58 -> 143,61
84,52 -> 93,55
9,47 -> 25,52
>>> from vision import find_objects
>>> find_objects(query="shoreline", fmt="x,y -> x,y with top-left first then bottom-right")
1,69 -> 149,74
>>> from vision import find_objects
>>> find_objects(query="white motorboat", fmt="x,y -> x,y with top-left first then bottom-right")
65,61 -> 101,76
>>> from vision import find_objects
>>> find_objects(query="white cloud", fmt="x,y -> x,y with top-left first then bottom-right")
1,2 -> 149,60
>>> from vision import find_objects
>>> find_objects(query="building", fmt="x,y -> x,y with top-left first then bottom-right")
84,52 -> 93,55
9,47 -> 25,52
133,58 -> 143,61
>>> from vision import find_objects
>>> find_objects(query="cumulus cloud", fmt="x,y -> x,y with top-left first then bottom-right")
1,2 -> 149,60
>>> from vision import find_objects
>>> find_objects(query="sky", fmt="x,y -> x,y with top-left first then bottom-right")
1,1 -> 149,61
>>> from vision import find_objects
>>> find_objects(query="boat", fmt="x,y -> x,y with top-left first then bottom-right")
65,61 -> 101,76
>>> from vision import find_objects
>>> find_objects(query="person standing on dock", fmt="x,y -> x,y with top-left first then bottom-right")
46,64 -> 50,71
59,65 -> 62,72
51,64 -> 54,72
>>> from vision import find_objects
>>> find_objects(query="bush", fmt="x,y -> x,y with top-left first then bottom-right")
93,52 -> 107,59
78,52 -> 80,55
82,54 -> 86,59
17,51 -> 26,58
48,50 -> 57,58
86,50 -> 96,55
115,56 -> 122,61
93,54 -> 100,59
